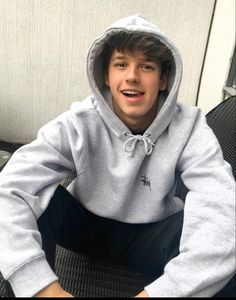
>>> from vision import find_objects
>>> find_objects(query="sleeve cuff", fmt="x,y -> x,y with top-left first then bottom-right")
7,256 -> 58,297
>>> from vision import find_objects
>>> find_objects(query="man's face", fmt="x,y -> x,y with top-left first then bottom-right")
105,50 -> 167,132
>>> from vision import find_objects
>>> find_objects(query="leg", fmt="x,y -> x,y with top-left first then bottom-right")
103,212 -> 235,297
37,185 -> 110,270
105,210 -> 184,276
38,184 -> 183,277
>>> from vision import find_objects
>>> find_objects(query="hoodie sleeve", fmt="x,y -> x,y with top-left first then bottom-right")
145,110 -> 235,297
0,113 -> 79,297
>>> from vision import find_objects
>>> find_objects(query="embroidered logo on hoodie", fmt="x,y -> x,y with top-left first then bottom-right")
141,175 -> 151,191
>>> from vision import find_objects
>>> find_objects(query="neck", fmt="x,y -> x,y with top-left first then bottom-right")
130,129 -> 146,135
123,103 -> 158,133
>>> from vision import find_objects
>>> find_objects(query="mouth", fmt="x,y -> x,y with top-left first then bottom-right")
121,89 -> 145,98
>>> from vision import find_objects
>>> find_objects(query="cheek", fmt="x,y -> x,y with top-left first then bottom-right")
151,77 -> 166,94
107,80 -> 115,91
105,70 -> 115,88
145,78 -> 161,94
106,75 -> 121,91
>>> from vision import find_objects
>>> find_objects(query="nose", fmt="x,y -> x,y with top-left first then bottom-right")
125,66 -> 139,84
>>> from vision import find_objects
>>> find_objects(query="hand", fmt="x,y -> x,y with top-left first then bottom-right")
135,290 -> 149,297
35,281 -> 74,297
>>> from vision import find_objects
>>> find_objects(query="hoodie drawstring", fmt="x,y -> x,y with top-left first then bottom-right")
123,133 -> 155,157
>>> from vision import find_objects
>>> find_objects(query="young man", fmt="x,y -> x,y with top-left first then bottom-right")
0,15 -> 235,297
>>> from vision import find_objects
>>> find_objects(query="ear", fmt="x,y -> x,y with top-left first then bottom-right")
105,73 -> 109,87
159,74 -> 168,91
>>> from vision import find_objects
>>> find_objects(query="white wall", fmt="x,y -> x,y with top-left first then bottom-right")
0,0 -> 215,143
197,0 -> 236,114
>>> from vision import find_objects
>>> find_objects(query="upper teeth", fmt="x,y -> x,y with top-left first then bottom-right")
123,90 -> 141,94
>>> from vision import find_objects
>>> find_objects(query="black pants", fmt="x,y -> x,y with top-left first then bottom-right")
37,185 -> 183,277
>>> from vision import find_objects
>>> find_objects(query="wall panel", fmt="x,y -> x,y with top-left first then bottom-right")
0,0 -> 215,143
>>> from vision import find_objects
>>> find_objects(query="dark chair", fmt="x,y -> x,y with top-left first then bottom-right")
205,96 -> 236,297
206,96 -> 235,179
1,96 -> 235,297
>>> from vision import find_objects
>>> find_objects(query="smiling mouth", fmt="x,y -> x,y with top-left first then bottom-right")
121,90 -> 145,98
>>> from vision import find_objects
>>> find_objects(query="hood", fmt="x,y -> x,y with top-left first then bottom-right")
86,14 -> 182,148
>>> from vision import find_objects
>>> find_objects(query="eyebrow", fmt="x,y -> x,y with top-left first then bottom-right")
111,55 -> 126,62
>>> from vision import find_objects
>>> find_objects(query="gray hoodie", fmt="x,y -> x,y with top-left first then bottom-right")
0,15 -> 235,297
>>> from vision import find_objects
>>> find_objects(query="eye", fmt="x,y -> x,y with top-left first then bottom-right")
114,62 -> 126,69
140,64 -> 155,71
